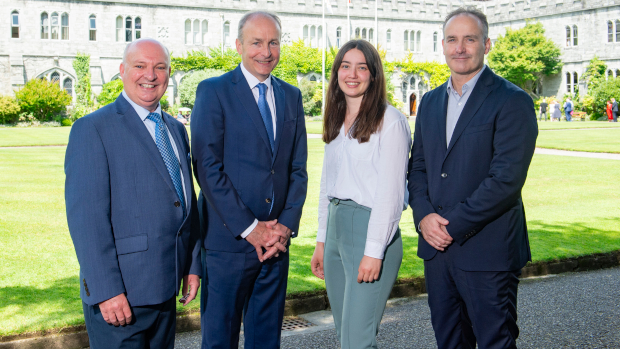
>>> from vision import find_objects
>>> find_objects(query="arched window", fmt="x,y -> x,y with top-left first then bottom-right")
616,20 -> 620,42
89,15 -> 96,41
318,25 -> 323,48
51,12 -> 59,40
565,26 -> 571,47
116,16 -> 123,42
410,76 -> 415,87
61,13 -> 69,40
41,12 -> 49,39
386,29 -> 391,50
134,17 -> 141,39
572,25 -> 578,46
355,27 -> 360,38
185,19 -> 191,44
223,21 -> 230,47
11,10 -> 19,38
566,72 -> 571,92
310,25 -> 316,47
63,78 -> 73,96
402,81 -> 408,103
193,19 -> 200,45
404,30 -> 409,50
362,28 -> 367,40
418,80 -> 424,93
309,75 -> 317,82
573,72 -> 578,93
202,20 -> 208,45
51,72 -> 60,83
433,31 -> 438,52
416,31 -> 421,52
125,17 -> 132,42
608,70 -> 614,79
303,25 -> 308,44
336,27 -> 342,48
410,30 -> 415,51
616,69 -> 620,77
608,21 -> 613,42
369,28 -> 373,43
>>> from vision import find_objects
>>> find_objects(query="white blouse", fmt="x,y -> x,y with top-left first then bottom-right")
317,105 -> 412,259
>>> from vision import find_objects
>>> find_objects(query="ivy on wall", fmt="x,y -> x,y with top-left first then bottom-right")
72,52 -> 93,107
395,53 -> 451,88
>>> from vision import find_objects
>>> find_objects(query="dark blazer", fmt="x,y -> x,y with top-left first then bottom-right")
65,94 -> 201,307
407,67 -> 538,272
191,65 -> 308,253
613,101 -> 618,112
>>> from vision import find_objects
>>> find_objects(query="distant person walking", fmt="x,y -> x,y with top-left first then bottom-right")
607,101 -> 613,122
612,98 -> 618,122
539,98 -> 548,121
564,97 -> 573,122
552,100 -> 562,122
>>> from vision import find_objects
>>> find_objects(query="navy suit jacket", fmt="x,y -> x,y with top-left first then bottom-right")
407,67 -> 538,272
191,65 -> 308,253
65,94 -> 201,307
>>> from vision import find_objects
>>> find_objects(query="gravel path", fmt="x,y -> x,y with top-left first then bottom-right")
175,267 -> 620,349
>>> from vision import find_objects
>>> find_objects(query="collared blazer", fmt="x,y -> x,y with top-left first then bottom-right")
65,94 -> 201,306
407,67 -> 538,271
191,64 -> 308,253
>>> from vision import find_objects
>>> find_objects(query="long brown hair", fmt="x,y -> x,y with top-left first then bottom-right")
322,40 -> 387,144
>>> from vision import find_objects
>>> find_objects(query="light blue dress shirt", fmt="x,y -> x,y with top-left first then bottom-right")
445,65 -> 486,147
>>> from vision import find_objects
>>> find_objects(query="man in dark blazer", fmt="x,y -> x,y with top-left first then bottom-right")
407,8 -> 538,349
65,38 -> 201,349
191,11 -> 308,349
612,98 -> 618,122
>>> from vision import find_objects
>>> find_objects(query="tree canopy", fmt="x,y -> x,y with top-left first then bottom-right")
582,56 -> 608,92
488,21 -> 562,98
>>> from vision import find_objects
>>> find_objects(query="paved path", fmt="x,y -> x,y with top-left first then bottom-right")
175,267 -> 620,348
534,148 -> 620,160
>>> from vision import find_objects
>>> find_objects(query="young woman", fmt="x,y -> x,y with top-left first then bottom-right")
310,40 -> 412,349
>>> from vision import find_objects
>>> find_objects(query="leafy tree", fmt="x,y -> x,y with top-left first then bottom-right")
72,53 -> 93,107
171,48 -> 241,75
582,56 -> 607,92
299,79 -> 322,116
179,69 -> 226,108
15,78 -> 71,121
488,21 -> 562,98
588,77 -> 620,117
97,79 -> 124,106
0,95 -> 21,124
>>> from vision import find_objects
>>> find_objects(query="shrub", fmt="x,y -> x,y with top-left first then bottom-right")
299,79 -> 322,117
179,69 -> 226,109
61,118 -> 73,126
0,95 -> 21,124
15,79 -> 72,121
97,79 -> 124,106
589,78 -> 620,116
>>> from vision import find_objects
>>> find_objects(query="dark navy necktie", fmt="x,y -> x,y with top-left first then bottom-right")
146,112 -> 186,217
257,82 -> 275,153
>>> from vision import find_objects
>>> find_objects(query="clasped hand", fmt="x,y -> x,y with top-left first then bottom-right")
419,213 -> 452,251
246,219 -> 291,262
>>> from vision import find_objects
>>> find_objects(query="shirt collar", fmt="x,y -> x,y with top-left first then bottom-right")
240,62 -> 272,90
447,65 -> 486,97
122,90 -> 162,121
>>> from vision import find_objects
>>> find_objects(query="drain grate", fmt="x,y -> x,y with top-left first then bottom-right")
281,317 -> 315,331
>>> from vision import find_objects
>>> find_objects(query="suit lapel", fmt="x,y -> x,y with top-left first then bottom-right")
231,66 -> 273,155
444,67 -> 495,159
163,113 -> 192,213
271,77 -> 285,164
115,95 -> 177,198
436,83 -> 449,153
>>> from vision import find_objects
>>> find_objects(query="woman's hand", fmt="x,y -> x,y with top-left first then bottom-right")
357,256 -> 382,283
311,242 -> 325,280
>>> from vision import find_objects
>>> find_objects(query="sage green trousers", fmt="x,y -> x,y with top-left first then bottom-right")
323,199 -> 403,349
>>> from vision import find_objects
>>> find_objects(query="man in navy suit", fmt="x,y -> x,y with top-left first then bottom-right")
191,11 -> 308,349
407,7 -> 538,349
65,38 -> 201,349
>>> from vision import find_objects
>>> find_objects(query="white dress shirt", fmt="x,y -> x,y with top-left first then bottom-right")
317,105 -> 412,259
121,91 -> 187,204
239,63 -> 277,238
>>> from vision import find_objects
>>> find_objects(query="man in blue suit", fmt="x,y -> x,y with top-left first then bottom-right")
191,11 -> 308,349
65,38 -> 201,349
407,8 -> 538,349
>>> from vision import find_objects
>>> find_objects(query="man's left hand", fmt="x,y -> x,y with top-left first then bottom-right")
180,274 -> 200,306
265,220 -> 292,247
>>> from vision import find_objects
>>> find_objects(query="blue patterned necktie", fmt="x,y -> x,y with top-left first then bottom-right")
146,112 -> 186,217
257,83 -> 275,154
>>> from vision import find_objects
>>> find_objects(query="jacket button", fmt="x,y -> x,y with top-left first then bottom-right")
441,173 -> 448,178
266,198 -> 272,204
271,169 -> 275,175
178,231 -> 182,236
174,201 -> 181,207
438,205 -> 443,210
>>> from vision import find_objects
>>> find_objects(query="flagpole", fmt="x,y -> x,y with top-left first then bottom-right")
347,0 -> 350,41
322,0 -> 326,116
375,0 -> 378,46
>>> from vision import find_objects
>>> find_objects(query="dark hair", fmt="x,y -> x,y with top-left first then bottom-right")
443,7 -> 488,40
322,40 -> 387,144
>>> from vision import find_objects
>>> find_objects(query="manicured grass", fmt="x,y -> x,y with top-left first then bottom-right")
0,127 -> 71,147
2,140 -> 620,336
537,121 -> 620,130
536,128 -> 620,153
305,120 -> 323,135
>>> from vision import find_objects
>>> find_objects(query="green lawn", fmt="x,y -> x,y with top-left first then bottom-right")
2,138 -> 620,336
537,121 -> 620,130
536,128 -> 620,153
0,127 -> 72,147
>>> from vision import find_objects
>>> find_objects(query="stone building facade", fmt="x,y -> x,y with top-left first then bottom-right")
2,0 -> 620,113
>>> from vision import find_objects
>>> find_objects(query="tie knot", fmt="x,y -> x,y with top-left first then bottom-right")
147,112 -> 163,124
257,83 -> 267,96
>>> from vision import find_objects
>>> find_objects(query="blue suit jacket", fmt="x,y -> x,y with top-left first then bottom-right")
407,67 -> 538,272
191,65 -> 308,253
65,94 -> 201,307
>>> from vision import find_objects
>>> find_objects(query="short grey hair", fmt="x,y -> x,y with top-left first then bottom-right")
443,7 -> 489,41
237,11 -> 282,43
123,38 -> 170,67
